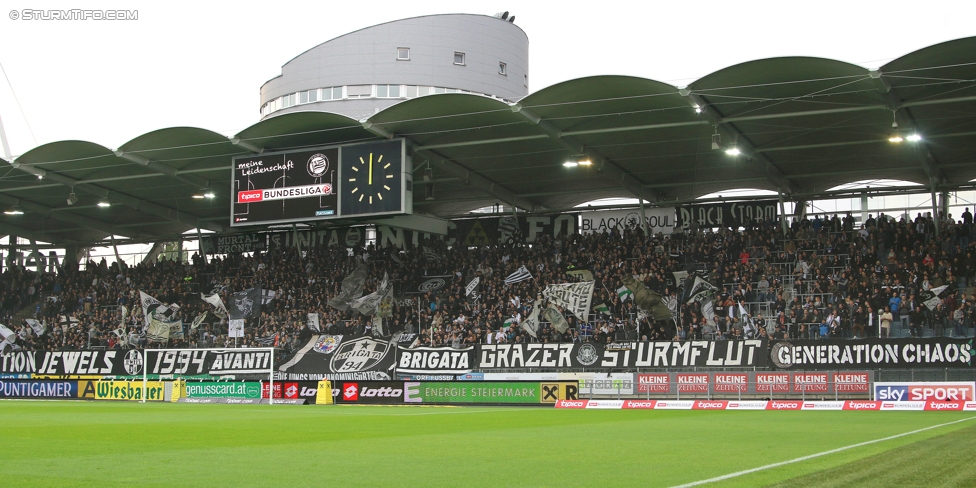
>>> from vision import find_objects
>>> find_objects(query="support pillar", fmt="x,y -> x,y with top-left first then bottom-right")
638,200 -> 649,236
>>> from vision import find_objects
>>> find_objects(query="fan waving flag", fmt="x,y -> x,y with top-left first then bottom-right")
617,286 -> 634,302
229,286 -> 262,320
921,285 -> 952,310
504,265 -> 533,285
543,281 -> 595,322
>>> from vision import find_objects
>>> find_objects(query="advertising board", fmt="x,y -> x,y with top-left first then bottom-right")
0,379 -> 77,398
873,382 -> 976,402
77,380 -> 166,401
403,381 -> 578,405
185,382 -> 261,399
334,381 -> 405,404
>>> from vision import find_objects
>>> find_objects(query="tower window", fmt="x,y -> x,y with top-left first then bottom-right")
397,47 -> 410,60
499,62 -> 507,75
454,52 -> 465,65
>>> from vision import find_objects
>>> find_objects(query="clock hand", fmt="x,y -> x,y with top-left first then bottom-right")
368,153 -> 373,185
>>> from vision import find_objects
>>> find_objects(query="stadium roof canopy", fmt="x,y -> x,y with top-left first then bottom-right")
3,36 -> 975,246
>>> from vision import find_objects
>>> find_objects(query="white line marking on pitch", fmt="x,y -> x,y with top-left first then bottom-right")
670,415 -> 976,488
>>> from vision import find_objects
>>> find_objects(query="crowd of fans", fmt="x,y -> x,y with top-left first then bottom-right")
1,206 -> 974,355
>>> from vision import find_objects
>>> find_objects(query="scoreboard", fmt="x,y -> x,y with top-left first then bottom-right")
231,139 -> 409,226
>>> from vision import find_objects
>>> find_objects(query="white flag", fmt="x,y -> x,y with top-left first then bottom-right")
201,292 -> 229,317
139,291 -> 163,328
543,281 -> 595,322
25,319 -> 46,337
520,299 -> 543,338
504,265 -> 533,285
228,319 -> 245,338
0,324 -> 16,343
307,313 -> 320,332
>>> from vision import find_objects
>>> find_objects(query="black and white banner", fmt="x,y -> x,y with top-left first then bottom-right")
0,349 -> 274,376
504,265 -> 533,285
276,334 -> 397,381
404,275 -> 453,295
396,347 -> 475,374
676,199 -> 778,230
580,207 -> 676,235
769,339 -> 975,370
543,281 -> 594,322
476,341 -> 766,370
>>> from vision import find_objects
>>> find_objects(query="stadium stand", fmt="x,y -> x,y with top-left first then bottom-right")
1,207 -> 973,359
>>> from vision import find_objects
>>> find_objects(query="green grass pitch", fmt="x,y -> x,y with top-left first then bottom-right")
0,401 -> 973,487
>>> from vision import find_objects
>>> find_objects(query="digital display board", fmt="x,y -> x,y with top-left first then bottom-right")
231,139 -> 407,226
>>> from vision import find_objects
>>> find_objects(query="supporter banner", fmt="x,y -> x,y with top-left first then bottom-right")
874,382 -> 975,402
676,199 -> 778,230
185,382 -> 262,399
396,346 -> 474,375
200,233 -> 266,254
580,208 -> 676,235
276,334 -> 396,381
543,282 -> 595,322
334,381 -> 405,404
403,381 -> 577,404
200,228 -> 368,255
449,214 -> 577,246
769,339 -> 975,370
0,349 -> 275,377
0,379 -> 77,398
476,340 -> 766,369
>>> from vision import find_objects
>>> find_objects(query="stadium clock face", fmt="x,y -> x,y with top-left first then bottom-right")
340,140 -> 403,216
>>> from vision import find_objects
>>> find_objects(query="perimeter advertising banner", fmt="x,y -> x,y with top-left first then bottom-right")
769,338 -> 975,370
0,379 -> 77,398
402,381 -> 578,404
76,380 -> 167,401
185,382 -> 262,399
631,372 -> 872,396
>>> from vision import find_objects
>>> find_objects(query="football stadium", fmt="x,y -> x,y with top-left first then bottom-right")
1,8 -> 976,488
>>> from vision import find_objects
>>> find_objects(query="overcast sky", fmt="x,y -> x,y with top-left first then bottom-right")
0,0 -> 972,158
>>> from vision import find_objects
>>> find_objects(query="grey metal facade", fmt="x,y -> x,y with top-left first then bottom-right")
260,14 -> 529,121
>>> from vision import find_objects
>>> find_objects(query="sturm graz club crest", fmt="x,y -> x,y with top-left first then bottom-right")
577,343 -> 599,366
418,278 -> 446,293
307,153 -> 329,177
123,350 -> 144,375
313,335 -> 343,354
330,336 -> 391,373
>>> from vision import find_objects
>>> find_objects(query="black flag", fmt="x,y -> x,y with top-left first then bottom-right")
228,285 -> 262,320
